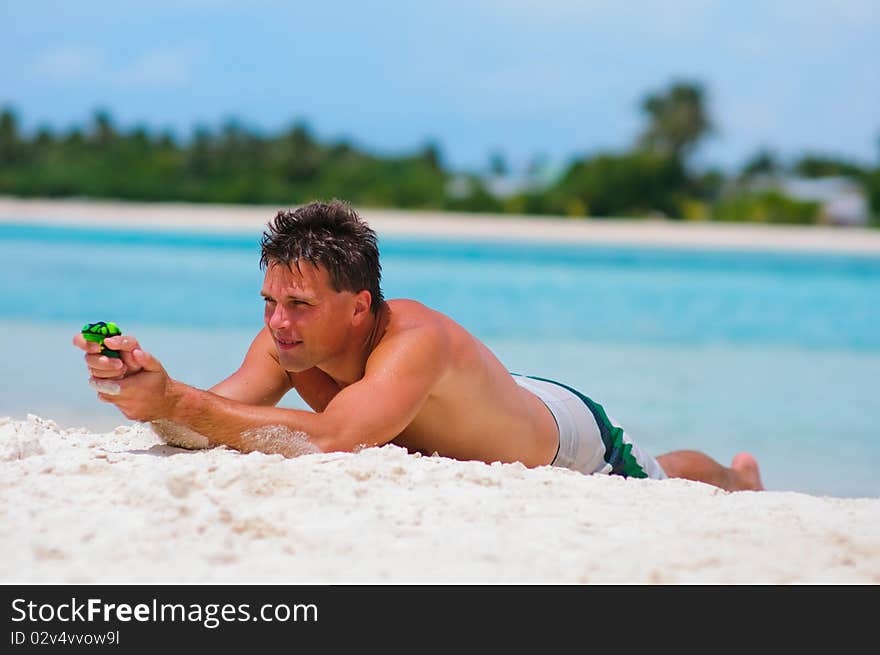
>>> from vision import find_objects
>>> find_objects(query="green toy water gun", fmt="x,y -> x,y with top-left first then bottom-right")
81,321 -> 123,359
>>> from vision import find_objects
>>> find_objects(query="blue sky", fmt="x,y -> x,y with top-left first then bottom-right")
2,1 -> 878,175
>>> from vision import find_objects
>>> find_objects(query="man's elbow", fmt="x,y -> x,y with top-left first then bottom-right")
312,420 -> 391,455
313,432 -> 371,455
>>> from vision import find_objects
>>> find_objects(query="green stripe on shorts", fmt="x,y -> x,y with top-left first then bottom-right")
524,375 -> 648,478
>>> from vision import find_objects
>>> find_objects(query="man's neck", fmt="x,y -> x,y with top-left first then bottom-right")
321,302 -> 389,388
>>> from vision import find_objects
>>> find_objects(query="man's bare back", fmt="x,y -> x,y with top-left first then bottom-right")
293,299 -> 560,467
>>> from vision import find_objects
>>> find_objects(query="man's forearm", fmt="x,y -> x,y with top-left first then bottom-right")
149,419 -> 212,450
163,380 -> 333,457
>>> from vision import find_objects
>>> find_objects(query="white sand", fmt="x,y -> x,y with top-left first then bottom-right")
3,195 -> 880,253
2,415 -> 878,584
3,197 -> 879,584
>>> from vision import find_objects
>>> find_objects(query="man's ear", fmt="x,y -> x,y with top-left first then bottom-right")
351,290 -> 373,326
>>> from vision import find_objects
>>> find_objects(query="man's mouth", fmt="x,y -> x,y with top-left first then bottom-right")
276,337 -> 302,350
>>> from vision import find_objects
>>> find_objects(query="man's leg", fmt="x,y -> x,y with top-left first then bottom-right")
656,450 -> 763,492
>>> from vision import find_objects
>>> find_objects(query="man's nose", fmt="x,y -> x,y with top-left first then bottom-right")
268,305 -> 289,329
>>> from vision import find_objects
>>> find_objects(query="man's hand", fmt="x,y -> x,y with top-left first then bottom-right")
95,347 -> 181,422
74,331 -> 179,421
74,332 -> 146,381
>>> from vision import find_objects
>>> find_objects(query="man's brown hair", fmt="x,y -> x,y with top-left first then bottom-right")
260,200 -> 384,313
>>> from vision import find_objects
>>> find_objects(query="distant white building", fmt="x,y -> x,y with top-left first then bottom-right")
752,175 -> 869,226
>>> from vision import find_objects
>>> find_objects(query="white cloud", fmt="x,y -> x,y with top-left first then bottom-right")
112,44 -> 206,88
30,42 -> 206,89
32,45 -> 107,81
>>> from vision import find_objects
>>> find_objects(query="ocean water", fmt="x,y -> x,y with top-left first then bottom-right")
1,221 -> 878,498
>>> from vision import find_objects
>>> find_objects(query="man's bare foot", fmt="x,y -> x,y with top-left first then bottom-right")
731,452 -> 764,491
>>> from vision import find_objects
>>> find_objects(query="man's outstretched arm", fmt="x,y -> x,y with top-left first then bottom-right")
93,325 -> 448,457
77,328 -> 303,450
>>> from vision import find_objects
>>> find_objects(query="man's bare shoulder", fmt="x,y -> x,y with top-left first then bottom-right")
385,298 -> 448,327
368,300 -> 452,371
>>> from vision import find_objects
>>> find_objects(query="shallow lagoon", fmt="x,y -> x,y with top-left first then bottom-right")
2,222 -> 878,498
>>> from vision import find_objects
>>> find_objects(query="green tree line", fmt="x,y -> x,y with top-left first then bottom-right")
1,81 -> 878,225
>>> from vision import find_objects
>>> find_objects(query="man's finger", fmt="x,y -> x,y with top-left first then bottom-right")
97,335 -> 145,376
84,352 -> 125,368
133,348 -> 164,373
88,368 -> 126,380
73,333 -> 102,353
103,335 -> 140,352
84,353 -> 126,376
89,378 -> 121,395
118,349 -> 143,375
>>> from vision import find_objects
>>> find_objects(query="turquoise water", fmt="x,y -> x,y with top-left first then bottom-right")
1,222 -> 878,498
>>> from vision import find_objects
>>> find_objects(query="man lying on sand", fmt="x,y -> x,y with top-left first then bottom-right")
74,200 -> 763,492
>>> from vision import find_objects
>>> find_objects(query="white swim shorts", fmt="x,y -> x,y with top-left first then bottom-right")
512,374 -> 667,480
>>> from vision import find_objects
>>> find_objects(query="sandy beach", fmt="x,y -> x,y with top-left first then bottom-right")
3,415 -> 878,584
2,196 -> 879,584
3,195 -> 880,253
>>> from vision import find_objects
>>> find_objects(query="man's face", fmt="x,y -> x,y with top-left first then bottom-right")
261,261 -> 357,372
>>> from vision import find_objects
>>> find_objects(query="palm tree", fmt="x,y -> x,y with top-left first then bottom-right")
0,108 -> 21,165
637,81 -> 713,164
